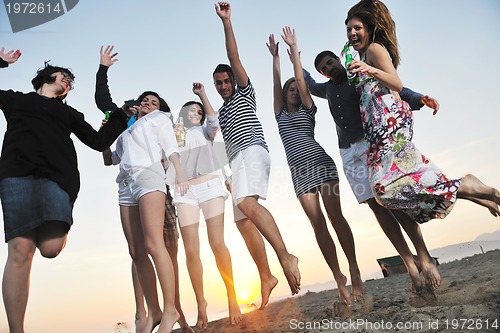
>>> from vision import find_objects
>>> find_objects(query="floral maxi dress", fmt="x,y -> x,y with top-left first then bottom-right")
356,72 -> 461,223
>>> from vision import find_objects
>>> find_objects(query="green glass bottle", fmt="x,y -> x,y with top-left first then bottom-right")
343,43 -> 359,86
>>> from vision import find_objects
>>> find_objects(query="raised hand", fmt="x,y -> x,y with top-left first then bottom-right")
100,45 -> 118,67
266,34 -> 279,57
192,82 -> 205,96
421,95 -> 440,115
215,2 -> 231,20
281,26 -> 296,47
0,47 -> 22,64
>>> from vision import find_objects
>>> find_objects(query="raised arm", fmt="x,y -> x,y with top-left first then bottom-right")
192,82 -> 219,141
95,45 -> 119,112
215,2 -> 249,88
351,43 -> 402,92
0,47 -> 22,68
193,82 -> 216,117
266,34 -> 283,115
281,26 -> 313,109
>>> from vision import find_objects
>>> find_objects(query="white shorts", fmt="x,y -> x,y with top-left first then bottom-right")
230,145 -> 270,204
339,138 -> 373,203
173,177 -> 229,207
118,170 -> 167,206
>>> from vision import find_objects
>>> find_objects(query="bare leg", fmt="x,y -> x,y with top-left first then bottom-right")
3,233 -> 36,333
366,199 -> 424,292
319,181 -> 364,302
164,241 -> 194,333
139,191 -> 179,333
392,210 -> 440,291
298,191 -> 350,305
203,197 -> 242,325
3,221 -> 67,333
120,205 -> 162,333
236,218 -> 278,309
178,204 -> 207,330
237,196 -> 301,295
131,262 -> 147,333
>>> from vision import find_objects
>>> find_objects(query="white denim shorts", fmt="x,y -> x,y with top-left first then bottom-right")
118,169 -> 167,206
173,177 -> 228,207
230,145 -> 270,204
339,138 -> 373,203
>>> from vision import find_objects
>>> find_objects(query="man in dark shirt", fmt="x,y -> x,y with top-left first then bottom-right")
0,48 -> 131,333
304,50 -> 441,295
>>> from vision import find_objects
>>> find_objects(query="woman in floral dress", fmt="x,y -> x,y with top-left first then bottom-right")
344,0 -> 499,223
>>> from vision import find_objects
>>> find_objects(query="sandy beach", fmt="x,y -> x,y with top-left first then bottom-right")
173,249 -> 500,333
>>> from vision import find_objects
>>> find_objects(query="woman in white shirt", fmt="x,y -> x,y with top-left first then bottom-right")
172,82 -> 242,329
103,91 -> 188,333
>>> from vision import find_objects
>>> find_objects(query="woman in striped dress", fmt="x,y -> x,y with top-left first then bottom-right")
267,27 -> 364,306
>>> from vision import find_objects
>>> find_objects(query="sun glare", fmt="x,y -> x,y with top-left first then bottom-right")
236,284 -> 260,313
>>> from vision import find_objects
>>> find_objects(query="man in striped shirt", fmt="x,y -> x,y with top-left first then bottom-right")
213,2 -> 301,302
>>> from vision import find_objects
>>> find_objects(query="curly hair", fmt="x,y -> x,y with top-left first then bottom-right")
345,0 -> 400,69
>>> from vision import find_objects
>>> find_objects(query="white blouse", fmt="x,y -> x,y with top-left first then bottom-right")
111,110 -> 179,183
167,115 -> 227,183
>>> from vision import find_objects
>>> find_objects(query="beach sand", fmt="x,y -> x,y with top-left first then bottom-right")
173,249 -> 500,332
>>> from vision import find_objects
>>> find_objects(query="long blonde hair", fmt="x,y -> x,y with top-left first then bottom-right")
345,0 -> 400,69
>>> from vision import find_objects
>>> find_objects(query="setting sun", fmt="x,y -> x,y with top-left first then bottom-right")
236,283 -> 260,314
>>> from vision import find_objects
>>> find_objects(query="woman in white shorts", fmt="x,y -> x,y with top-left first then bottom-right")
170,82 -> 241,329
103,91 -> 188,333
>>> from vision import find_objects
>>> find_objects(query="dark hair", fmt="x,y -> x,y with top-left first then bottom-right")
31,62 -> 75,99
282,77 -> 296,109
345,0 -> 400,68
178,101 -> 206,128
136,91 -> 170,113
314,50 -> 339,72
212,63 -> 235,83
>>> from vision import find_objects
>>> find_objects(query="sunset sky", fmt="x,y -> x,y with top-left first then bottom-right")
1,1 -> 499,332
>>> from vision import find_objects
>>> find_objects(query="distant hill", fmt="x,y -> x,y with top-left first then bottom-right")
428,239 -> 500,264
474,229 -> 500,241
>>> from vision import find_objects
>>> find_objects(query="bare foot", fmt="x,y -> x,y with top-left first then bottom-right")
228,297 -> 242,325
143,309 -> 162,333
259,274 -> 278,309
464,196 -> 499,217
156,308 -> 180,333
196,299 -> 208,330
280,253 -> 301,295
407,263 -> 424,293
349,267 -> 365,303
177,315 -> 194,333
335,274 -> 351,306
420,259 -> 441,290
135,313 -> 147,333
459,174 -> 500,206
